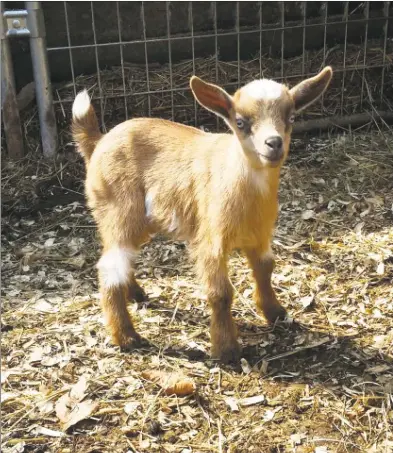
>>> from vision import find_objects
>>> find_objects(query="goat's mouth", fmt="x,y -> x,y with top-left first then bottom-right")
257,152 -> 283,166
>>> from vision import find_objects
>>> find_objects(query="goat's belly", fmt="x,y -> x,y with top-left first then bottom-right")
146,211 -> 192,242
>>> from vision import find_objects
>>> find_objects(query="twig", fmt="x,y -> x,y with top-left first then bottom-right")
265,337 -> 332,362
293,111 -> 393,135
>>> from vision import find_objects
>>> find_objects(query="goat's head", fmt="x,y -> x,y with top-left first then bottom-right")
190,67 -> 333,169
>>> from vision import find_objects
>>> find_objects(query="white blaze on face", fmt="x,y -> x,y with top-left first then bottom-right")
241,79 -> 283,101
97,246 -> 137,288
242,121 -> 280,157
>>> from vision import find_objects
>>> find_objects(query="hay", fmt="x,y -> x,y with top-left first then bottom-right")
51,40 -> 392,132
2,123 -> 393,452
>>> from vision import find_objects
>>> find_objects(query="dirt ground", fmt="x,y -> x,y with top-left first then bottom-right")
2,127 -> 393,453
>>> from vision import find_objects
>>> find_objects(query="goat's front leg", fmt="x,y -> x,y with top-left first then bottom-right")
245,248 -> 287,323
197,251 -> 241,363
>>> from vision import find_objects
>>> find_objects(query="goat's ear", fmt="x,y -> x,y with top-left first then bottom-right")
290,66 -> 333,112
190,76 -> 233,120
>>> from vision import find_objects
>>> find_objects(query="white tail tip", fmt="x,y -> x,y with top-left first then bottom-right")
72,90 -> 91,121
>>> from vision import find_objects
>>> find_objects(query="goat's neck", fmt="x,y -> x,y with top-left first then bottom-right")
226,137 -> 282,197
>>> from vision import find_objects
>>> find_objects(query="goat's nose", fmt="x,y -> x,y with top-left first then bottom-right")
265,136 -> 283,151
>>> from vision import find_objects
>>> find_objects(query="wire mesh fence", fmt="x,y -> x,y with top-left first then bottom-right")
44,1 -> 392,135
2,1 -> 393,157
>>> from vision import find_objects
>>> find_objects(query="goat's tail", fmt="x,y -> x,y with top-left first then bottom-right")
72,90 -> 102,166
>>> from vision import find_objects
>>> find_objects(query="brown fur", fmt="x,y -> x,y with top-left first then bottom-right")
72,67 -> 332,362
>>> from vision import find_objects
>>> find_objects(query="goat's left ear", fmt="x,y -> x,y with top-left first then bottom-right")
190,76 -> 233,120
290,66 -> 333,112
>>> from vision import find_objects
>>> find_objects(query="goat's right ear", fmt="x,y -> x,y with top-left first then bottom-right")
190,76 -> 233,120
290,66 -> 333,112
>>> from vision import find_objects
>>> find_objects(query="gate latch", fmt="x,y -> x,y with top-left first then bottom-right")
3,10 -> 30,38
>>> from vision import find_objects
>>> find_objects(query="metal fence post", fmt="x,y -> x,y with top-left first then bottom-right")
1,3 -> 25,159
25,1 -> 57,159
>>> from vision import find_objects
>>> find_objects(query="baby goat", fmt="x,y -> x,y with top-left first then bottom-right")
72,67 -> 332,363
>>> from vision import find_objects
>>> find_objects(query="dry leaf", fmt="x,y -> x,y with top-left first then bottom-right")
29,347 -> 45,364
142,370 -> 196,396
224,397 -> 239,412
69,375 -> 88,401
238,395 -> 265,407
144,315 -> 163,323
37,400 -> 54,415
301,210 -> 315,220
366,364 -> 391,374
290,433 -> 306,446
240,358 -> 252,374
315,447 -> 328,453
33,299 -> 57,313
41,354 -> 70,367
32,426 -> 65,437
263,406 -> 282,421
300,294 -> 315,310
55,375 -> 97,431
1,392 -> 17,403
187,340 -> 206,352
56,399 -> 98,431
376,262 -> 385,275
64,256 -> 86,268
44,238 -> 55,247
148,285 -> 162,298
354,222 -> 365,234
124,401 -> 141,415
9,442 -> 25,453
242,288 -> 253,298
139,438 -> 150,449
181,405 -> 198,425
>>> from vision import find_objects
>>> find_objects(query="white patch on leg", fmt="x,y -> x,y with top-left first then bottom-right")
242,79 -> 283,101
97,247 -> 137,288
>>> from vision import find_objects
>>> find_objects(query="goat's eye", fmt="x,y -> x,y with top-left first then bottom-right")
236,118 -> 245,129
289,114 -> 295,124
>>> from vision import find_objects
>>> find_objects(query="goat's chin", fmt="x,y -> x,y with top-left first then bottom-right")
263,158 -> 282,169
254,153 -> 283,169
239,144 -> 283,170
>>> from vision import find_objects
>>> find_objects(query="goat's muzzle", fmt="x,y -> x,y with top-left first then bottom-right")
259,135 -> 284,166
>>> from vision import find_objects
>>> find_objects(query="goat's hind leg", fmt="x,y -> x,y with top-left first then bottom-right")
127,273 -> 148,303
98,246 -> 145,349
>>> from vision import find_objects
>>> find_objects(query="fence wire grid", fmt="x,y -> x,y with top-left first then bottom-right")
42,1 -> 391,134
2,0 -> 393,158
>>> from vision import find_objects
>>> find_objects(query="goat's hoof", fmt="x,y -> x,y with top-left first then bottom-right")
263,304 -> 288,324
128,284 -> 148,303
211,343 -> 242,364
112,330 -> 146,351
118,337 -> 150,352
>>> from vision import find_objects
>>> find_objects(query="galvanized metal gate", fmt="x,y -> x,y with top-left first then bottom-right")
1,2 -> 57,158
